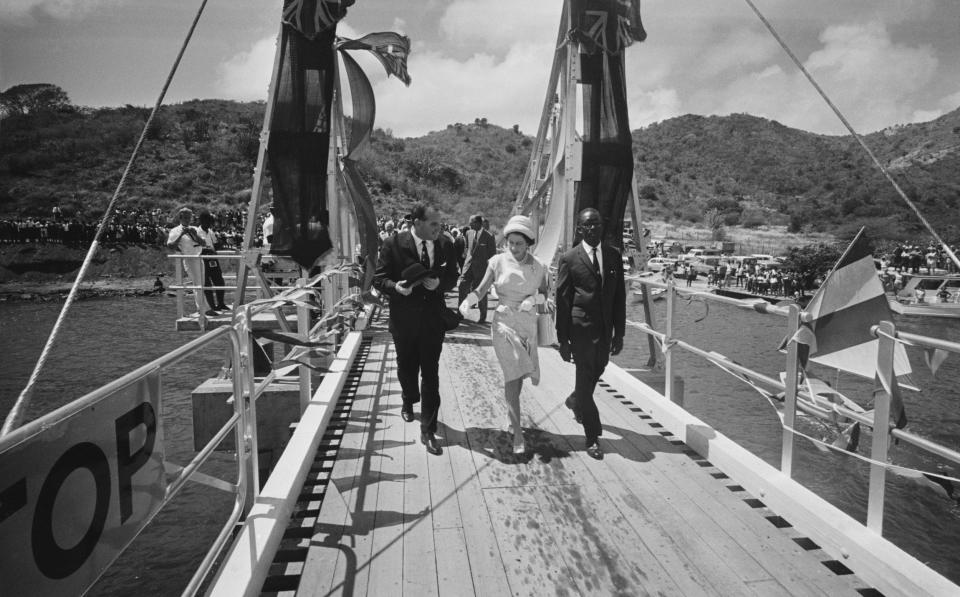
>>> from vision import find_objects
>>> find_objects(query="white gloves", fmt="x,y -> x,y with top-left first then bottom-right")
458,292 -> 480,317
518,293 -> 546,312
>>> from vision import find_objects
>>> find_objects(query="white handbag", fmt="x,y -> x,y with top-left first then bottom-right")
536,303 -> 558,347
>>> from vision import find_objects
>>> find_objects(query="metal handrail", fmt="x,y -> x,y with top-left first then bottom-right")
0,325 -> 249,596
630,276 -> 960,534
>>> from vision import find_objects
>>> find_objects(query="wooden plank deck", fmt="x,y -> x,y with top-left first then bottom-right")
294,312 -> 875,596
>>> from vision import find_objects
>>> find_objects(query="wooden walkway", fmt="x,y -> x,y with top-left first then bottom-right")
291,315 -> 875,596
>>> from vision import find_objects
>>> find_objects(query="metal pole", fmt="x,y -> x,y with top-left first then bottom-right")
297,277 -> 311,412
664,278 -> 676,402
867,320 -> 896,533
780,304 -> 800,476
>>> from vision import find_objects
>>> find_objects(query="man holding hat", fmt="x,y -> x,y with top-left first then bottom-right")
458,213 -> 498,323
374,202 -> 459,455
555,207 -> 626,459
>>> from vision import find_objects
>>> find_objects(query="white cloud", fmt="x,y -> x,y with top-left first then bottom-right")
439,0 -> 559,50
937,91 -> 960,113
216,36 -> 275,102
370,40 -> 555,137
0,0 -> 119,24
212,1 -> 955,138
638,19 -> 941,134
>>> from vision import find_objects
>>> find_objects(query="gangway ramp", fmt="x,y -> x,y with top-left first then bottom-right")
273,318 -> 874,596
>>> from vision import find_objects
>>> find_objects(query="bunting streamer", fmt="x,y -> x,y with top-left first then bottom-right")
923,347 -> 950,377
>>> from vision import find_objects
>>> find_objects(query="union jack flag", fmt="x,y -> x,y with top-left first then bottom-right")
282,0 -> 354,40
337,32 -> 412,86
575,0 -> 646,55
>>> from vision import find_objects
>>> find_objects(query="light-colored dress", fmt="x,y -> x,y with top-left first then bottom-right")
487,252 -> 548,384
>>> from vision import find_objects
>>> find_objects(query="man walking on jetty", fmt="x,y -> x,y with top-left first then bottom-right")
555,207 -> 626,459
374,203 -> 459,455
458,213 -> 497,323
167,207 -> 214,316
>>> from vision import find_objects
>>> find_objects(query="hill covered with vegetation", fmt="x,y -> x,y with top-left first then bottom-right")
2,84 -> 959,242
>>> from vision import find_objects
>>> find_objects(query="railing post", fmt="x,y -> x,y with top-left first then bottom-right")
241,306 -> 261,496
297,277 -> 311,413
781,304 -> 801,476
175,257 -> 184,320
664,278 -> 677,402
868,320 -> 896,533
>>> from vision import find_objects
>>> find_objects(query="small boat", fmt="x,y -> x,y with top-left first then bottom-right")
633,286 -> 665,300
888,273 -> 960,319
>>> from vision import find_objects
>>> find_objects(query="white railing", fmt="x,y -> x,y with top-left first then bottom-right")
0,265 -> 368,596
0,325 -> 247,596
631,277 -> 960,534
167,252 -> 306,327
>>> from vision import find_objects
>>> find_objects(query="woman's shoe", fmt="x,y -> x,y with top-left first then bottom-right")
512,435 -> 526,455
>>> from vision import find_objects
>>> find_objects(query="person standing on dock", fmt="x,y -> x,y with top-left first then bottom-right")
458,213 -> 497,323
374,203 -> 459,456
167,207 -> 214,316
197,210 -> 229,312
555,208 -> 626,459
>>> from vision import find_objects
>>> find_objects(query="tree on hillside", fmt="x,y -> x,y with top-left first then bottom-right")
781,242 -> 844,280
1,83 -> 73,116
703,196 -> 741,229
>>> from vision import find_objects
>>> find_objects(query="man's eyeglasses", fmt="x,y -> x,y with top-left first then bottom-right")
579,222 -> 602,229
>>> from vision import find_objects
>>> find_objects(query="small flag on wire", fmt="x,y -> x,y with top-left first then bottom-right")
337,32 -> 412,86
787,228 -> 912,428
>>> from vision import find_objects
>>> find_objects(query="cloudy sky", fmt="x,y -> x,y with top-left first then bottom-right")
2,0 -> 958,138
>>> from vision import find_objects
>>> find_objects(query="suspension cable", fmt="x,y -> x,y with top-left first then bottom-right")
1,0 -> 211,437
742,0 -> 960,270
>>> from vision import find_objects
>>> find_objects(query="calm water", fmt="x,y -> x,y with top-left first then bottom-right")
2,294 -> 959,591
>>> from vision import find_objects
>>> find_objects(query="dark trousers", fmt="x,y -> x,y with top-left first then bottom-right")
570,334 -> 611,443
203,256 -> 226,308
458,271 -> 488,321
391,323 -> 444,434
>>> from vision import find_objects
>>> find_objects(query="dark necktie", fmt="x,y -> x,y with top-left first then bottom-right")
592,247 -> 601,282
421,240 -> 430,268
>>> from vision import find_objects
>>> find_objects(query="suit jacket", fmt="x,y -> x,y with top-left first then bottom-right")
461,228 -> 497,277
373,230 -> 459,333
555,243 -> 626,346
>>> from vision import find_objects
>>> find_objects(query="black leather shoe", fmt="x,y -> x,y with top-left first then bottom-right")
422,432 -> 442,455
585,440 -> 603,460
401,405 -> 415,422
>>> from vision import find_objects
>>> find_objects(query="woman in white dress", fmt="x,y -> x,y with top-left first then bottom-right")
459,215 -> 549,455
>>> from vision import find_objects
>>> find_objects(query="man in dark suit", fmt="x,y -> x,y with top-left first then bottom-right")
374,203 -> 459,455
555,207 -> 626,459
457,213 -> 498,323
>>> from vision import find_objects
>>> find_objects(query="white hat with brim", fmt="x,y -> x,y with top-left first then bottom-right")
502,215 -> 536,243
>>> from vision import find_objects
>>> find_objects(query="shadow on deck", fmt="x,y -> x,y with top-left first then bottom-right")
280,311 -> 874,596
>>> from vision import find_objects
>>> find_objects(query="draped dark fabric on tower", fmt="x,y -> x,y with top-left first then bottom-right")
266,23 -> 339,268
570,0 -> 646,250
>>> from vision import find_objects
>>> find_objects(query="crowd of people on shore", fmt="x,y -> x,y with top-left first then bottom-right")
879,242 -> 959,275
0,207 -> 261,249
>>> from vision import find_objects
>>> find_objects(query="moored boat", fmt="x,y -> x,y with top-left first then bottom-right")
888,273 -> 960,319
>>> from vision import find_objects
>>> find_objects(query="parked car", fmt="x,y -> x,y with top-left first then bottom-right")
646,256 -> 677,273
692,256 -> 722,275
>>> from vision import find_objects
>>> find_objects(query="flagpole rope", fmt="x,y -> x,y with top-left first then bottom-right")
0,0 -> 211,437
742,0 -> 960,271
